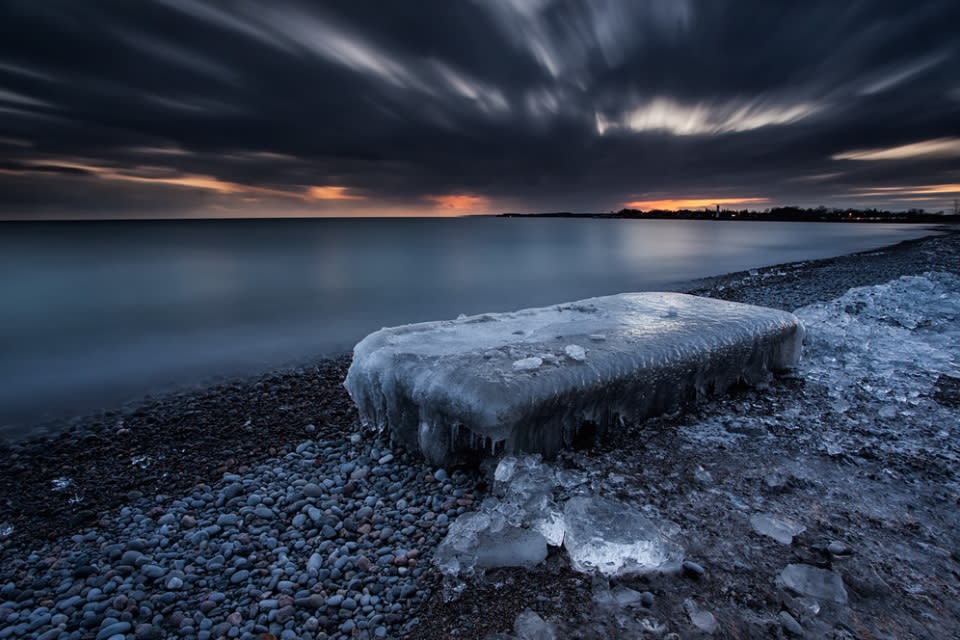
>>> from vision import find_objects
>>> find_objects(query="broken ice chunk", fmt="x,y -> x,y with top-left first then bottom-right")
514,609 -> 557,640
564,344 -> 586,361
533,508 -> 565,547
593,583 -> 644,609
685,599 -> 719,634
494,456 -> 518,483
345,292 -> 803,465
562,496 -> 684,576
750,513 -> 805,545
493,455 -> 557,516
474,526 -> 548,569
778,564 -> 848,605
513,356 -> 543,371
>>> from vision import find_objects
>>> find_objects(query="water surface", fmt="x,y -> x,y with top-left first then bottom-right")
0,217 -> 938,435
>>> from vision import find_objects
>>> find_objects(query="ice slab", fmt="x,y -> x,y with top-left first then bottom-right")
562,496 -> 684,576
345,292 -> 803,465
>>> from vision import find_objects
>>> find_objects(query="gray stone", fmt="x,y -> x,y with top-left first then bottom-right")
216,514 -> 238,527
682,560 -> 705,577
96,622 -> 132,640
229,570 -> 250,584
779,611 -> 804,636
303,484 -> 324,498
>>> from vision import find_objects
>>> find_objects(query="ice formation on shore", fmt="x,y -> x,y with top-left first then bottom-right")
345,292 -> 803,465
796,272 -> 960,407
434,455 -> 683,587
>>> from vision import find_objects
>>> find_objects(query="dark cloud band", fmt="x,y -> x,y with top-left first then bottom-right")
0,0 -> 958,217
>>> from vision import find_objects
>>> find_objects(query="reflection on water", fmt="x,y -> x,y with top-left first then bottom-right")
0,217 -> 938,434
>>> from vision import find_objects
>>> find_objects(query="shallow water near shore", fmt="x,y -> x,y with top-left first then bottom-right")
0,217 -> 940,433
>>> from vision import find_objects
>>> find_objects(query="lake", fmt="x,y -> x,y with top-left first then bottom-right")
0,217 -> 939,435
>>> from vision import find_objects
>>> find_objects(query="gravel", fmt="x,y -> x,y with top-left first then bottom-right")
0,430 -> 479,639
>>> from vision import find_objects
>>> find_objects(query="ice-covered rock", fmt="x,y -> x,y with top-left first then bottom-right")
778,564 -> 848,605
345,292 -> 803,464
562,496 -> 684,576
750,513 -> 805,545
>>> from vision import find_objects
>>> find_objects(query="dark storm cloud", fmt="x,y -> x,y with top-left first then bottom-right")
0,0 -> 958,217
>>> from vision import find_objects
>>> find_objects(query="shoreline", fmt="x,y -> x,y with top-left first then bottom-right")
3,225 -> 949,444
1,230 -> 954,550
1,229 -> 958,639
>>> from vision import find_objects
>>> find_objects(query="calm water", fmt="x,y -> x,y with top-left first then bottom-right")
0,218 -> 939,435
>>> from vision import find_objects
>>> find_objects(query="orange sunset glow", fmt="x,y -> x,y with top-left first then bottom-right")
306,185 -> 365,201
425,194 -> 490,212
624,197 -> 769,210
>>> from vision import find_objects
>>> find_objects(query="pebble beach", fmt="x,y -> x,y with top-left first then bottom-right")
2,228 -> 958,640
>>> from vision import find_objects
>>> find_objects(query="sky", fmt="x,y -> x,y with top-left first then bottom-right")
0,0 -> 959,219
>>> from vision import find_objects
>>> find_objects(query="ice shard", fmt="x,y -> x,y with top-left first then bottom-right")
562,496 -> 684,576
778,564 -> 848,605
345,292 -> 803,465
750,513 -> 806,545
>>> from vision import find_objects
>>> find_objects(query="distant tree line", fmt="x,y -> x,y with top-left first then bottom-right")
500,205 -> 959,223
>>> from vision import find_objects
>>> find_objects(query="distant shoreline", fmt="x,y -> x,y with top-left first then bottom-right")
499,208 -> 960,224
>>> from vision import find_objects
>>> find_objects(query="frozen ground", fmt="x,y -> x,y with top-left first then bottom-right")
417,232 -> 960,639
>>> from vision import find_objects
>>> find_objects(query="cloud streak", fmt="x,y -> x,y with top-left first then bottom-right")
0,0 -> 958,218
